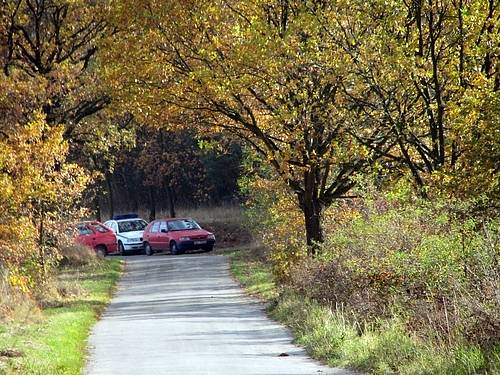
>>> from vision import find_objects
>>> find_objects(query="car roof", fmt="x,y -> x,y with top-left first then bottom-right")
79,220 -> 105,225
106,218 -> 146,223
153,217 -> 194,222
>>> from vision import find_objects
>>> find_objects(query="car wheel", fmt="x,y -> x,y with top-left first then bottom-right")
204,245 -> 214,252
145,243 -> 153,256
96,245 -> 107,258
170,242 -> 179,255
118,241 -> 127,256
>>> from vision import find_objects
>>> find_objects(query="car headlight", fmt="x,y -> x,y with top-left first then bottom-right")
179,237 -> 191,241
207,234 -> 216,240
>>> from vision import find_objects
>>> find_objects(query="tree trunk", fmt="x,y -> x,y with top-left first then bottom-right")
122,171 -> 138,212
300,168 -> 325,256
104,173 -> 114,219
148,187 -> 156,221
302,195 -> 324,256
94,192 -> 102,222
167,186 -> 176,218
38,204 -> 46,277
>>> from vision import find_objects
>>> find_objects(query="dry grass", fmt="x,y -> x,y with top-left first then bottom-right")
176,204 -> 244,224
1,242 -> 99,322
58,243 -> 100,267
112,204 -> 245,225
0,270 -> 40,323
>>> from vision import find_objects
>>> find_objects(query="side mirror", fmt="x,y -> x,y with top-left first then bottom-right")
161,228 -> 168,233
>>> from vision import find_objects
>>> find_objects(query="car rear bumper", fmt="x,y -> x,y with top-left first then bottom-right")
178,240 -> 215,251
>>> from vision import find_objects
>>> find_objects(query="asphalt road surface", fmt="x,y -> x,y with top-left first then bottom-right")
85,254 -> 353,375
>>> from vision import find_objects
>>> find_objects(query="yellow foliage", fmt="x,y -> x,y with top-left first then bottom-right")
244,175 -> 307,281
0,112 -> 90,287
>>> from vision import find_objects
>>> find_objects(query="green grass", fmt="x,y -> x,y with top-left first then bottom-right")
0,259 -> 122,375
227,247 -> 277,300
228,248 -> 500,375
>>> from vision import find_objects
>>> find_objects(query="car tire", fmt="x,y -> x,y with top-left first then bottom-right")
145,243 -> 153,256
204,245 -> 214,252
118,241 -> 127,256
170,242 -> 179,255
95,245 -> 107,258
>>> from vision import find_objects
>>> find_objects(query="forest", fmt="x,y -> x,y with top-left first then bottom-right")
0,0 -> 498,374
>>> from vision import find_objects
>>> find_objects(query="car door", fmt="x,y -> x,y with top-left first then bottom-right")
77,224 -> 95,248
149,221 -> 161,250
89,226 -> 100,248
157,221 -> 169,251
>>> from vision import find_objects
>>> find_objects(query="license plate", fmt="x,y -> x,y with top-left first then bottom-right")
194,240 -> 206,245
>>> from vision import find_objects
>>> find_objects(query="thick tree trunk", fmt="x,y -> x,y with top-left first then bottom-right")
167,186 -> 176,218
148,187 -> 156,221
302,196 -> 324,256
300,168 -> 325,256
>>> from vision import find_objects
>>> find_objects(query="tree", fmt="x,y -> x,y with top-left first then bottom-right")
135,127 -> 209,220
103,0 -> 394,253
0,0 -> 111,131
69,112 -> 136,219
0,111 -> 89,279
333,0 -> 499,199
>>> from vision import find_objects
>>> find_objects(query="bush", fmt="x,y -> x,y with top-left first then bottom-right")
0,268 -> 40,322
290,197 -> 500,348
241,175 -> 307,280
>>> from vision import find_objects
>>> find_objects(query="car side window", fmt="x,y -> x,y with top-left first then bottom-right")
94,224 -> 109,233
111,223 -> 118,233
151,222 -> 160,233
78,225 -> 93,235
159,221 -> 167,232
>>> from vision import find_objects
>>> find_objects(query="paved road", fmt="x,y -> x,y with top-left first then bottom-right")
85,254 -> 353,375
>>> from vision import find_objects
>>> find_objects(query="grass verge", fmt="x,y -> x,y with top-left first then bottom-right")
225,246 -> 277,300
228,248 -> 500,375
0,259 -> 122,375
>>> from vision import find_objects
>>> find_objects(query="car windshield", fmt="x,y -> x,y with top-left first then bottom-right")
118,220 -> 147,233
167,219 -> 201,231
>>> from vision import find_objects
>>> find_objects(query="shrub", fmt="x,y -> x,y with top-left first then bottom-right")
241,175 -> 307,281
290,197 -> 499,348
0,267 -> 40,322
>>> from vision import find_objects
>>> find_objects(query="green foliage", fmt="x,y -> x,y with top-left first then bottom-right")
289,195 -> 500,348
229,246 -> 277,300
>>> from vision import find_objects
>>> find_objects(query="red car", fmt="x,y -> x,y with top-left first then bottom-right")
76,221 -> 118,256
143,218 -> 216,256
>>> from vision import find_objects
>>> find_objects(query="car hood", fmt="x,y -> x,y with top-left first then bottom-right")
173,229 -> 211,238
117,230 -> 144,240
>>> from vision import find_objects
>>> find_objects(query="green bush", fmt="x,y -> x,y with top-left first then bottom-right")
290,198 -> 499,347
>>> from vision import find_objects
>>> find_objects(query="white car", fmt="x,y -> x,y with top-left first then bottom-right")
104,215 -> 148,255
